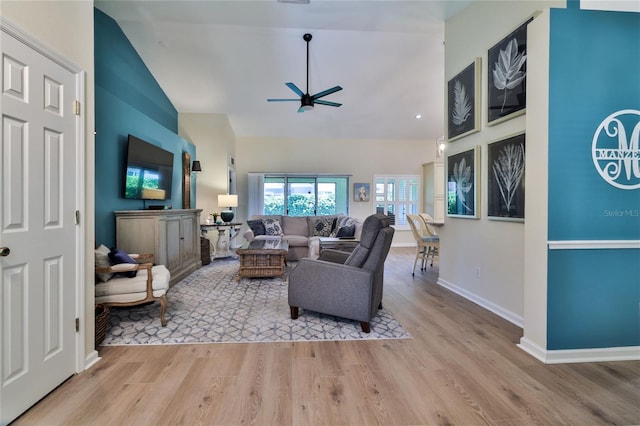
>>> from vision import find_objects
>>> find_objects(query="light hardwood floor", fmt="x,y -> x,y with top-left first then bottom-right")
15,248 -> 640,425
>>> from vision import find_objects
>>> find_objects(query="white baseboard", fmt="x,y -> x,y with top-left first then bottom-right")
436,278 -> 523,327
517,338 -> 548,362
519,337 -> 640,364
436,280 -> 640,364
84,350 -> 101,370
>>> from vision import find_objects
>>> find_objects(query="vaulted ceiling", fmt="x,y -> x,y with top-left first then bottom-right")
95,0 -> 472,141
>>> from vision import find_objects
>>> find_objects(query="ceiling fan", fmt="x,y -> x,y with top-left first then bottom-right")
267,33 -> 343,112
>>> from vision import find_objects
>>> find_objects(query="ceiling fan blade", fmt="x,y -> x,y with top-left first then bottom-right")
285,82 -> 305,97
312,86 -> 343,99
267,98 -> 300,102
315,100 -> 342,107
297,106 -> 305,113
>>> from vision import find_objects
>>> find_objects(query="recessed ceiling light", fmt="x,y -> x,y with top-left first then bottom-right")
415,114 -> 422,119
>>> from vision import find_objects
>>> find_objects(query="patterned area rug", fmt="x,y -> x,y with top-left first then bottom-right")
102,259 -> 411,345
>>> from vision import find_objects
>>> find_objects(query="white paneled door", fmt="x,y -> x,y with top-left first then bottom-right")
1,23 -> 80,424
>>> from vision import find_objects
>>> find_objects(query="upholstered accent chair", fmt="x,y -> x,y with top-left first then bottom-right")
288,214 -> 395,333
95,253 -> 171,327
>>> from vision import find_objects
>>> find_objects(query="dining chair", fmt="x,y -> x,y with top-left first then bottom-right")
418,213 -> 440,266
407,214 -> 439,276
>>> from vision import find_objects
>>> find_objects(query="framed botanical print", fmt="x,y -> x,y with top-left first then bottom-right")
446,146 -> 480,219
447,58 -> 481,142
487,15 -> 536,125
487,132 -> 526,221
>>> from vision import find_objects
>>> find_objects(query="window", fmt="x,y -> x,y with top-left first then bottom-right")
263,177 -> 285,215
374,175 -> 420,227
251,174 -> 349,216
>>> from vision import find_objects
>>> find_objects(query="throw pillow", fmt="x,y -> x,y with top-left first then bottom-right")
311,217 -> 333,237
262,218 -> 284,236
330,217 -> 356,237
336,224 -> 356,238
247,219 -> 266,236
108,248 -> 138,278
95,244 -> 113,282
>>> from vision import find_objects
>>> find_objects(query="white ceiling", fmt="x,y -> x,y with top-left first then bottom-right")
95,0 -> 472,142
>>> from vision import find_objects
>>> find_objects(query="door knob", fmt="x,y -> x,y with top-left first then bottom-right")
0,247 -> 10,257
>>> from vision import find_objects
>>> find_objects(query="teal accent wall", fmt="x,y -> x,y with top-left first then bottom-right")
548,249 -> 639,349
548,8 -> 640,241
95,8 -> 196,247
547,8 -> 640,350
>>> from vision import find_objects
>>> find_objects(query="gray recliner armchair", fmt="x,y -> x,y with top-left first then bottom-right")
288,214 -> 395,333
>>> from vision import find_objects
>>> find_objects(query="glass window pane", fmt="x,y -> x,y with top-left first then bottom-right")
288,179 -> 315,216
317,176 -> 348,215
409,180 -> 419,202
317,182 -> 336,215
375,181 -> 385,201
398,179 -> 408,201
387,181 -> 395,201
286,178 -> 313,216
396,203 -> 410,226
264,177 -> 285,215
335,177 -> 349,215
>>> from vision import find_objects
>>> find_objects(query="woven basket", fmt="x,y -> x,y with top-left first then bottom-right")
201,237 -> 211,265
95,305 -> 109,347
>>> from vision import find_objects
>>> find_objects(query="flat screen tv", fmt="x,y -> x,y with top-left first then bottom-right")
124,135 -> 174,200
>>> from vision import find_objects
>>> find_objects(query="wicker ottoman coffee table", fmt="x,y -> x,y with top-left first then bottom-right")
236,239 -> 289,281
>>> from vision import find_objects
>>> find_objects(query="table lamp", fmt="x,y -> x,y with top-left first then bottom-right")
218,194 -> 238,223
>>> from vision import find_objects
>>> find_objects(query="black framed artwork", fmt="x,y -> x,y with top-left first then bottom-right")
446,146 -> 480,219
487,15 -> 535,125
447,58 -> 481,142
487,132 -> 525,220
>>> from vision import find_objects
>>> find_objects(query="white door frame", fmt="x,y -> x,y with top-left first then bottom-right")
0,17 -> 86,374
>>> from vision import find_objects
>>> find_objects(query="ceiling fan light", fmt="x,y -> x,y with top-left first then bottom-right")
300,93 -> 314,111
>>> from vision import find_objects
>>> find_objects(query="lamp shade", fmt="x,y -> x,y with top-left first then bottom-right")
218,194 -> 238,208
191,160 -> 202,172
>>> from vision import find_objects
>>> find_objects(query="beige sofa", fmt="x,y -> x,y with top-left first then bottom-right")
243,214 -> 362,261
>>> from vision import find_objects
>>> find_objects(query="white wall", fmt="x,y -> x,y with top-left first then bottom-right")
178,113 -> 236,217
522,9 -> 551,357
0,1 -> 96,363
581,0 -> 640,12
235,136 -> 438,246
441,0 -> 564,326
